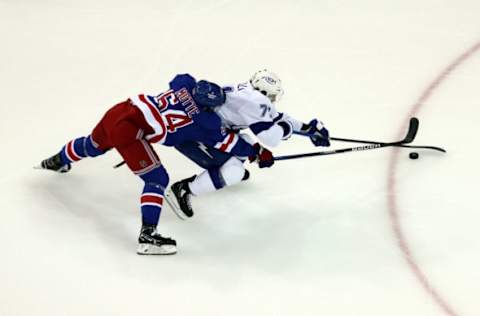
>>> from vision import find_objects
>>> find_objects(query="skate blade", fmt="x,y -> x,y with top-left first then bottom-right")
136,243 -> 177,255
164,188 -> 187,221
33,165 -> 71,173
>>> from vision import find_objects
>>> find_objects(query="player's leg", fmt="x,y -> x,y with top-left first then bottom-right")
37,102 -> 127,172
113,125 -> 176,255
166,142 -> 241,219
137,165 -> 176,255
189,156 -> 248,194
166,154 -> 248,219
39,135 -> 107,172
173,141 -> 250,183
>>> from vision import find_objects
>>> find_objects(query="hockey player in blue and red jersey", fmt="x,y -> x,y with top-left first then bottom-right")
37,74 -> 274,255
165,70 -> 330,219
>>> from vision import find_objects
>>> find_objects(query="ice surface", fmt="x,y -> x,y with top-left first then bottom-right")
1,1 -> 479,315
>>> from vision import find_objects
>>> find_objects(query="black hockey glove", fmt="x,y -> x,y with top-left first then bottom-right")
301,119 -> 330,147
248,143 -> 274,168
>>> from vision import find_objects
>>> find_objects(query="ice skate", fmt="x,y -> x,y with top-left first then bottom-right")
36,153 -> 71,173
164,176 -> 195,220
137,225 -> 177,255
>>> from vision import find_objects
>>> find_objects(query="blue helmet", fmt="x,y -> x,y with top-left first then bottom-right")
192,80 -> 226,109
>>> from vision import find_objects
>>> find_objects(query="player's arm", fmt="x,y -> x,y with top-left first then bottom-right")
210,131 -> 255,158
243,102 -> 293,147
196,112 -> 274,168
246,69 -> 330,147
203,131 -> 274,168
249,116 -> 291,148
298,117 -> 330,147
276,112 -> 331,147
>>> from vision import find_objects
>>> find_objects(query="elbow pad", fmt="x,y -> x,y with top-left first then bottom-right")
277,120 -> 293,140
256,125 -> 283,147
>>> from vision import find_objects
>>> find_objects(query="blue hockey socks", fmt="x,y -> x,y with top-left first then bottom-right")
60,135 -> 105,164
139,165 -> 170,226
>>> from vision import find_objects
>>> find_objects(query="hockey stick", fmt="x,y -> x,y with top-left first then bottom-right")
113,161 -> 125,168
293,126 -> 445,153
114,117 -> 423,166
329,136 -> 446,153
275,117 -> 419,161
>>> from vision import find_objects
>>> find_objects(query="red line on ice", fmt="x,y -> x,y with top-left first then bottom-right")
388,40 -> 480,316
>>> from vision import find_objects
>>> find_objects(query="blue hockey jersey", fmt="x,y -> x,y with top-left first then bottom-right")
129,74 -> 255,158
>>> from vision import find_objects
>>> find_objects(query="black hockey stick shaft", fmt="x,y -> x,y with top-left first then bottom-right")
114,161 -> 126,168
329,137 -> 446,153
275,117 -> 419,161
293,121 -> 445,153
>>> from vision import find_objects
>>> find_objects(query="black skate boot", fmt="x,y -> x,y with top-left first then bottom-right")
242,169 -> 250,181
38,153 -> 71,173
137,224 -> 177,255
164,176 -> 195,220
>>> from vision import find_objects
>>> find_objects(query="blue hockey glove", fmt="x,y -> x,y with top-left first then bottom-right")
301,119 -> 330,147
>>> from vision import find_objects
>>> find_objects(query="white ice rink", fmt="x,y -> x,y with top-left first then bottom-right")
1,1 -> 479,315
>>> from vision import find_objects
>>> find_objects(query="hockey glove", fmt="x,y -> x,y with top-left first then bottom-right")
249,143 -> 274,168
301,119 -> 330,147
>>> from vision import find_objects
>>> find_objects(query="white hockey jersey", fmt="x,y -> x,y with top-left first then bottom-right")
216,82 -> 303,147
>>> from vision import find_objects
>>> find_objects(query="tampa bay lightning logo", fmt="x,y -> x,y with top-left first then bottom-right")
264,76 -> 276,85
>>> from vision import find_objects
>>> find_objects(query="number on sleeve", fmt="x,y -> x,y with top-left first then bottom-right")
260,104 -> 271,117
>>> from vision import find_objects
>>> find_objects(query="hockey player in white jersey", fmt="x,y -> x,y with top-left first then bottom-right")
165,69 -> 330,219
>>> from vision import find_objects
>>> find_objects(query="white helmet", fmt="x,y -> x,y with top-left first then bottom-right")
249,69 -> 284,103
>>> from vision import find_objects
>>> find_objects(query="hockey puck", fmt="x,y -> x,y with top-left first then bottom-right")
409,152 -> 419,159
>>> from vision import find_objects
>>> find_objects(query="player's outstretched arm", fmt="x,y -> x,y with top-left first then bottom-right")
300,119 -> 330,147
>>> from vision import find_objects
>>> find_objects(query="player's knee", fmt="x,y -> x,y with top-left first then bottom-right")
220,158 -> 246,186
206,158 -> 245,190
84,135 -> 104,157
139,165 -> 169,192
